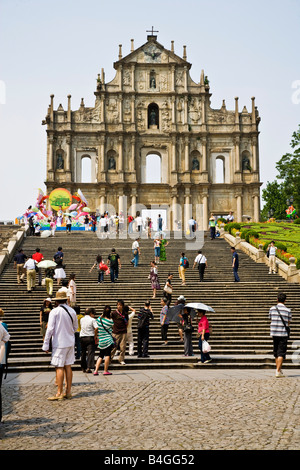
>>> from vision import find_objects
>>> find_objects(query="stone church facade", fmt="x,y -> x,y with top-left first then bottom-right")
43,33 -> 262,230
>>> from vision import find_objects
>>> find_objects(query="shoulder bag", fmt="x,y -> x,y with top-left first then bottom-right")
100,318 -> 117,347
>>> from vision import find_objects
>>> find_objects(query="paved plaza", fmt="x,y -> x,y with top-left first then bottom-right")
1,368 -> 300,451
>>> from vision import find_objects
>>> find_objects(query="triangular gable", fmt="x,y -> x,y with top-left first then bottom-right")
114,37 -> 190,67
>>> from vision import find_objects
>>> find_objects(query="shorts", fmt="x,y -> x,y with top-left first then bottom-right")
155,247 -> 161,257
51,346 -> 75,368
98,343 -> 113,359
272,336 -> 288,359
176,321 -> 183,330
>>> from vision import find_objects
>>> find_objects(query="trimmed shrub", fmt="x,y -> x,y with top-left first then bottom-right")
224,222 -> 241,234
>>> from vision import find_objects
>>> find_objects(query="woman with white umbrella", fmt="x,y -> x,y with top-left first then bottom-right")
196,309 -> 212,364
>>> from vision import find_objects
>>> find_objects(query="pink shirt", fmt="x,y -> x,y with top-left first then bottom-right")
198,315 -> 210,334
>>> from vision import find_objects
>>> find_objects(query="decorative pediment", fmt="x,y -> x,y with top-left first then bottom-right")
114,37 -> 189,67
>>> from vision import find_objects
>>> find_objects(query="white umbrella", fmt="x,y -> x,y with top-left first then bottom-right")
41,230 -> 51,238
37,260 -> 57,269
186,302 -> 215,313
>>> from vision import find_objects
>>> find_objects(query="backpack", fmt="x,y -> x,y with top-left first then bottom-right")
183,257 -> 189,268
137,309 -> 149,329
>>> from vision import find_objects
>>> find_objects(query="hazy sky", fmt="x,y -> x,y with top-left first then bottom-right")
0,0 -> 299,220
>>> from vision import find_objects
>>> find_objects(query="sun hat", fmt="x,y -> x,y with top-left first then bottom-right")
54,291 -> 68,301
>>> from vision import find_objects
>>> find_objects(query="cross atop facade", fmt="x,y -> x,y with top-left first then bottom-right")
146,26 -> 159,36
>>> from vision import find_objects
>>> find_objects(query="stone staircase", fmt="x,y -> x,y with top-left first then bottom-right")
0,229 -> 299,372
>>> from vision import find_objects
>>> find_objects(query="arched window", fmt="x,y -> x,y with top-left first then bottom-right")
146,153 -> 161,183
148,103 -> 159,128
81,155 -> 92,183
215,156 -> 225,183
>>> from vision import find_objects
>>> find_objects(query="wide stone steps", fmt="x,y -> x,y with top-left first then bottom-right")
0,230 -> 299,371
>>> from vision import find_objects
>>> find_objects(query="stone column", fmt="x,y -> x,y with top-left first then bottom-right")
236,194 -> 242,222
100,95 -> 105,122
100,191 -> 106,214
234,136 -> 240,173
171,65 -> 175,92
65,135 -> 72,181
131,65 -> 135,92
131,191 -> 137,216
202,193 -> 208,231
201,138 -> 207,173
253,194 -> 260,222
130,135 -> 136,172
171,194 -> 178,231
118,136 -> 124,173
252,136 -> 258,172
184,188 -> 192,233
131,96 -> 135,123
98,136 -> 106,182
184,137 -> 189,172
48,135 -> 54,181
171,137 -> 177,172
184,96 -> 188,124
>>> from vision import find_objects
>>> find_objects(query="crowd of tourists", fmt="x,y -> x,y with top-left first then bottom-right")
0,212 -> 293,404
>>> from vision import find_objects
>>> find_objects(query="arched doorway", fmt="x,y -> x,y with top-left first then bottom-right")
215,156 -> 225,183
81,155 -> 92,183
146,153 -> 161,183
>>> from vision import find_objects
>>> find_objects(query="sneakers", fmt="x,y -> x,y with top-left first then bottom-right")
120,361 -> 126,365
276,370 -> 284,378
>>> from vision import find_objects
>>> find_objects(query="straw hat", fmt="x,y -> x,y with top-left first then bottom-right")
54,291 -> 68,301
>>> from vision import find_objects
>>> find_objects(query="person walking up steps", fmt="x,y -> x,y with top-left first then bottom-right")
94,306 -> 114,376
269,292 -> 292,378
110,300 -> 128,365
42,291 -> 78,400
193,250 -> 208,282
137,301 -> 154,358
231,246 -> 240,282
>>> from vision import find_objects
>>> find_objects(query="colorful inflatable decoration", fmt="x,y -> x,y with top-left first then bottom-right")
36,188 -> 52,218
286,205 -> 296,219
49,188 -> 73,212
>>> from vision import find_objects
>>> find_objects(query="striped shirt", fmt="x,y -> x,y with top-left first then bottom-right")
269,303 -> 291,337
96,316 -> 114,349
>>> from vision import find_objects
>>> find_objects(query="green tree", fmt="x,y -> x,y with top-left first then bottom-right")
276,124 -> 300,215
261,180 -> 287,220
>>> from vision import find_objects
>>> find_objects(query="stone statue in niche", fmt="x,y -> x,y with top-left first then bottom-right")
242,156 -> 251,171
192,157 -> 200,170
149,109 -> 157,126
150,73 -> 156,89
56,153 -> 64,170
108,157 -> 116,170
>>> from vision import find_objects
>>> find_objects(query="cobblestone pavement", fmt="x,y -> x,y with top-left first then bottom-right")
1,369 -> 300,451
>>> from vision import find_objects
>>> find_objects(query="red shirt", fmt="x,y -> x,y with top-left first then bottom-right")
32,253 -> 44,263
198,315 -> 210,334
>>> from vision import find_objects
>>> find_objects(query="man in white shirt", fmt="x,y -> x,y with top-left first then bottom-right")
131,238 -> 140,267
23,256 -> 37,292
42,291 -> 78,400
268,241 -> 277,274
135,215 -> 143,234
227,211 -> 234,222
79,308 -> 98,373
193,250 -> 208,282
